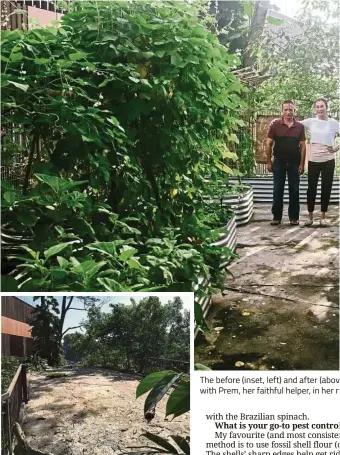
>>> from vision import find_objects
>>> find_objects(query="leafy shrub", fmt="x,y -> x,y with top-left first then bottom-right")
1,1 -> 246,292
25,354 -> 47,372
1,356 -> 20,394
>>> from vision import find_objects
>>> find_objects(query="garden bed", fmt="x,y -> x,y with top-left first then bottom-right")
230,177 -> 340,204
220,185 -> 253,226
195,214 -> 237,335
205,184 -> 253,226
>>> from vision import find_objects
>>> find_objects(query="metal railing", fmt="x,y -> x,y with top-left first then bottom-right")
1,365 -> 28,455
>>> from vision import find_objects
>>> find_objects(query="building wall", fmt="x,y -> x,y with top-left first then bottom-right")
2,334 -> 11,356
1,317 -> 32,338
28,6 -> 63,28
1,297 -> 35,357
1,296 -> 35,324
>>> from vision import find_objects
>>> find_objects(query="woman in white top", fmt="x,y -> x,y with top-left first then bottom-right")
299,98 -> 340,227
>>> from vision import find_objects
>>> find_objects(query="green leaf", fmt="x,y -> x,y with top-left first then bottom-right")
34,174 -> 88,194
11,52 -> 23,62
8,80 -> 29,92
222,150 -> 238,161
216,163 -> 234,175
35,58 -> 50,64
136,371 -> 175,398
155,49 -> 166,57
267,16 -> 284,25
186,55 -> 199,65
228,133 -> 239,144
170,435 -> 190,455
50,269 -> 68,279
243,2 -> 254,18
44,243 -> 72,260
166,381 -> 190,418
97,277 -> 126,291
127,258 -> 143,269
171,53 -> 182,66
45,26 -> 58,36
57,256 -> 69,268
194,301 -> 209,332
194,363 -> 211,371
128,76 -> 140,83
75,218 -> 95,236
58,27 -> 68,36
86,240 -> 127,257
119,246 -> 138,262
3,191 -> 16,204
22,246 -> 38,259
144,373 -> 181,414
142,433 -> 178,454
73,260 -> 106,277
86,23 -> 98,31
142,51 -> 154,59
69,52 -> 87,61
17,210 -> 38,226
1,275 -> 18,292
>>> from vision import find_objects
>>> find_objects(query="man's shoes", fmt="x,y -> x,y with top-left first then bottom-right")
320,219 -> 328,227
290,220 -> 299,225
304,220 -> 313,227
270,220 -> 281,225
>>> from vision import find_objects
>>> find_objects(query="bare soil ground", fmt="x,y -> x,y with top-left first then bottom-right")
195,204 -> 339,370
23,368 -> 189,455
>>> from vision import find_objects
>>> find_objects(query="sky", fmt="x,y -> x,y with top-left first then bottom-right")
17,294 -> 193,334
271,0 -> 301,18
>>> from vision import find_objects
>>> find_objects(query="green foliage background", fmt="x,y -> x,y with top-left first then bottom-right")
1,0 -> 245,292
64,296 -> 189,375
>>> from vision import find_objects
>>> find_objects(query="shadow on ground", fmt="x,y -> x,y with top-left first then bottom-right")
195,204 -> 339,371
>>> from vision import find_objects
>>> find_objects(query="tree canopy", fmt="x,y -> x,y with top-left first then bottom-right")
253,0 -> 339,116
64,296 -> 190,374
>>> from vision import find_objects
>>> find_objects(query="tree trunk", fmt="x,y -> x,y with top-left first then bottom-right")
23,134 -> 39,195
243,1 -> 270,67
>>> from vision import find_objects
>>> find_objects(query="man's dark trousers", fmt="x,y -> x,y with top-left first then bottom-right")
272,157 -> 300,221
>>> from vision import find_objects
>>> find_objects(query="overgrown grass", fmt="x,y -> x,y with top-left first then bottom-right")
1,356 -> 20,394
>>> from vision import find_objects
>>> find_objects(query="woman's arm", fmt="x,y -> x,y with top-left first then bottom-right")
299,118 -> 311,128
328,120 -> 340,153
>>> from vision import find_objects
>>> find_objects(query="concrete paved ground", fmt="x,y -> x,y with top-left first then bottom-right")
195,204 -> 339,371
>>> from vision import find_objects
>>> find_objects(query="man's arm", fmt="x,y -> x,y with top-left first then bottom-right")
299,141 -> 306,175
266,138 -> 274,172
298,125 -> 306,175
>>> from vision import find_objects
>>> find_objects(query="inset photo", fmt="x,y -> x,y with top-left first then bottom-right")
1,294 -> 191,455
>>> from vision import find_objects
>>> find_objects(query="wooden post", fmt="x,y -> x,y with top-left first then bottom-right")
6,397 -> 12,455
22,365 -> 28,404
23,337 -> 27,358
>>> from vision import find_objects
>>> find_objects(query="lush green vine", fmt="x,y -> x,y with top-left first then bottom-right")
1,1 -> 246,292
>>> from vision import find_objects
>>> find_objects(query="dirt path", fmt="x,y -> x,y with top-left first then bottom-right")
23,368 -> 189,455
195,204 -> 339,370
